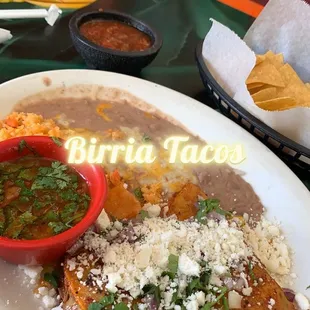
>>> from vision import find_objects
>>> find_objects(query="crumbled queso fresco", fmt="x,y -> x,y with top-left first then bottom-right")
63,205 -> 300,310
19,204 -> 310,310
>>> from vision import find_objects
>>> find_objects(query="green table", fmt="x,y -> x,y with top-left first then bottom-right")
0,0 -> 309,189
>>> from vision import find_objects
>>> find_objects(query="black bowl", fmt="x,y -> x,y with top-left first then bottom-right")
69,10 -> 163,75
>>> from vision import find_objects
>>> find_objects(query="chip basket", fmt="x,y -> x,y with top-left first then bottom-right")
195,40 -> 310,172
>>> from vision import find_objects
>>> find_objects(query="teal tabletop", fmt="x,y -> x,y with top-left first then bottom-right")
0,0 -> 309,189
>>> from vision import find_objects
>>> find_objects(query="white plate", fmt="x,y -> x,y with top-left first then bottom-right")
0,70 -> 309,310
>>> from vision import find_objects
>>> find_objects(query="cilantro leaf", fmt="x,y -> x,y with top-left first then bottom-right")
138,210 -> 150,220
43,210 -> 59,222
99,294 -> 115,307
134,188 -> 143,199
168,254 -> 179,275
4,211 -> 37,239
201,287 -> 228,310
88,303 -> 103,310
44,271 -> 59,288
0,209 -> 5,235
48,222 -> 68,234
61,202 -> 78,224
142,284 -> 161,307
186,270 -> 211,296
222,296 -> 229,310
248,260 -> 256,281
114,302 -> 129,310
31,161 -> 71,190
18,168 -> 35,181
18,140 -> 27,153
17,140 -> 38,156
51,137 -> 63,147
161,254 -> 179,280
196,199 -> 232,224
200,270 -> 212,287
19,211 -> 37,224
142,134 -> 151,143
60,190 -> 80,201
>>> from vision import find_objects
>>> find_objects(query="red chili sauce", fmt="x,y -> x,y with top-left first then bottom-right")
79,20 -> 152,52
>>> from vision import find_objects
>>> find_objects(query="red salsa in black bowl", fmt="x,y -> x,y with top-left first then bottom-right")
69,10 -> 163,75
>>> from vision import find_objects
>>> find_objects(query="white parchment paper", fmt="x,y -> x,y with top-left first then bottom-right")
202,2 -> 310,150
0,28 -> 12,44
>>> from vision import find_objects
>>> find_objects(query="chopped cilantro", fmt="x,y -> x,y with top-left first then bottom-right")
18,168 -> 35,181
132,304 -> 139,310
88,302 -> 103,310
4,211 -> 37,239
99,294 -> 115,307
51,137 -> 63,147
222,296 -> 229,310
0,209 -> 5,235
31,161 -> 71,190
200,269 -> 212,286
196,199 -> 232,224
248,260 -> 256,281
43,271 -> 59,288
134,187 -> 143,199
167,254 -> 179,275
61,202 -> 78,224
15,179 -> 34,197
18,140 -> 27,153
138,210 -> 150,220
114,302 -> 129,310
142,134 -> 151,143
19,196 -> 30,203
19,211 -> 37,224
18,140 -> 38,156
48,222 -> 68,234
186,270 -> 211,296
43,210 -> 59,222
201,287 -> 228,310
60,190 -> 80,201
142,284 -> 161,307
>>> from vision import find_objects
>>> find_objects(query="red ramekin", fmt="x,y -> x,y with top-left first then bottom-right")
0,136 -> 108,265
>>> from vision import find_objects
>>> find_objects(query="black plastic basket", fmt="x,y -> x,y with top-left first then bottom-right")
195,40 -> 310,172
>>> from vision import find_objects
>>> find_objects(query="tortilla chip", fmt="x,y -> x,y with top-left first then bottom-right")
248,84 -> 274,95
256,97 -> 298,111
266,53 -> 284,69
279,64 -> 304,86
306,83 -> 310,89
246,62 -> 285,87
247,83 -> 264,90
256,55 -> 266,66
252,87 -> 277,103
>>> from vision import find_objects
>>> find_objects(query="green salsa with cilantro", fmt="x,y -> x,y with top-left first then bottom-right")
0,156 -> 90,240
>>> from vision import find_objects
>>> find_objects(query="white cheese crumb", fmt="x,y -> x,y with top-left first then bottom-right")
18,265 -> 43,280
66,259 -> 76,271
95,209 -> 111,231
51,303 -> 63,310
295,293 -> 310,310
106,273 -> 122,293
42,295 -> 58,308
76,270 -> 83,280
38,287 -> 49,296
244,218 -> 291,277
228,291 -> 242,309
195,291 -> 205,306
142,203 -> 161,218
178,253 -> 200,277
242,287 -> 253,296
